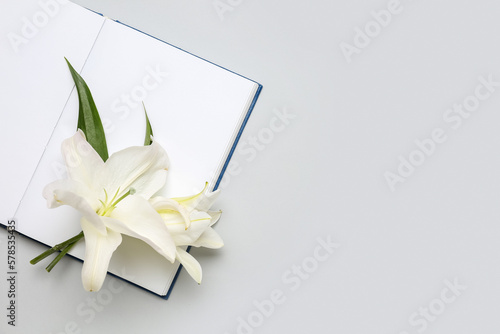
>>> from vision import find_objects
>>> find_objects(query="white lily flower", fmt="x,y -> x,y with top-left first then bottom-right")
43,130 -> 176,292
150,184 -> 224,284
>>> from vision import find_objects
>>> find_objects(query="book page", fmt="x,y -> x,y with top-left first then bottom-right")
82,18 -> 258,197
0,0 -> 105,224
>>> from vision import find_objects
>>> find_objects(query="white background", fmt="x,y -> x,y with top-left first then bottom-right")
2,0 -> 500,333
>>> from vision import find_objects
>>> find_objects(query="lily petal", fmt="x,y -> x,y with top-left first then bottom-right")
43,179 -> 100,210
166,211 -> 212,246
176,248 -> 202,284
105,196 -> 176,262
207,210 -> 222,227
150,197 -> 191,229
81,218 -> 122,292
195,190 -> 220,212
191,227 -> 224,249
61,130 -> 104,192
43,179 -> 106,235
98,140 -> 169,199
173,184 -> 220,212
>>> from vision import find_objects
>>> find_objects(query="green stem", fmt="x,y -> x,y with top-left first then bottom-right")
46,240 -> 78,272
30,231 -> 84,265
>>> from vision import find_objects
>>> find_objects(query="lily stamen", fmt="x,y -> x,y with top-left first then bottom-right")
97,188 -> 136,216
111,188 -> 136,207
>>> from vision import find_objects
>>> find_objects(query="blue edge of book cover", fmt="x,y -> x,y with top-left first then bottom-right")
2,6 -> 262,299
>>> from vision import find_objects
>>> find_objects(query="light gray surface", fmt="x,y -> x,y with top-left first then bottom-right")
3,0 -> 500,333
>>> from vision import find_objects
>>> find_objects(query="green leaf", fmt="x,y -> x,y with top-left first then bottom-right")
65,58 -> 109,161
143,102 -> 154,146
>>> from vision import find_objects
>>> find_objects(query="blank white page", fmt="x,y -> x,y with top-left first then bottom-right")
84,18 -> 258,197
0,1 -> 105,224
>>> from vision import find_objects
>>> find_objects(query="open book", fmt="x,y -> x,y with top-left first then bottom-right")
0,1 -> 261,297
